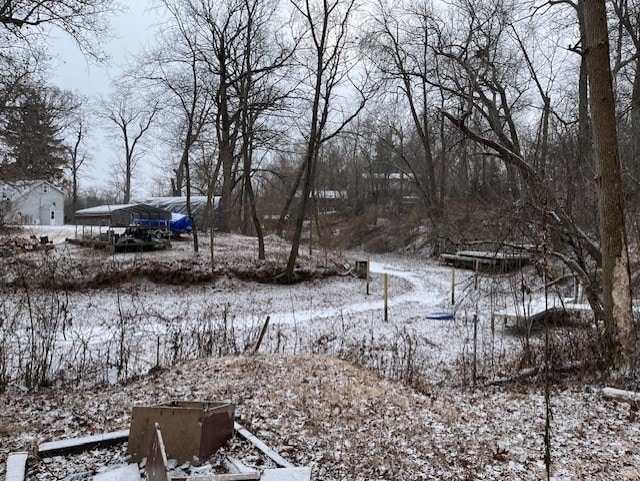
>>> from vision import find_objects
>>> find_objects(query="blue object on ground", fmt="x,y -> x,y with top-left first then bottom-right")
425,311 -> 454,320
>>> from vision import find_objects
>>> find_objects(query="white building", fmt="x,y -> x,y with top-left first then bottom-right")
1,180 -> 65,226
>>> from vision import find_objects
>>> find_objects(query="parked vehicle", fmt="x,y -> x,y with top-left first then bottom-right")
135,213 -> 192,237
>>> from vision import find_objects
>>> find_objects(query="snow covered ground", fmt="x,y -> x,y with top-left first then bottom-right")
1,226 -> 635,480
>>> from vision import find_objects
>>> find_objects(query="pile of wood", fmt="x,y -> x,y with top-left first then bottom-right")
0,235 -> 54,256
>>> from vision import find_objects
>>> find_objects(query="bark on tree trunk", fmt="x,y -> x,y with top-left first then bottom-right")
584,0 -> 637,365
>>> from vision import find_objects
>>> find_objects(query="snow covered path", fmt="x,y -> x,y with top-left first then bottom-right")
268,258 -> 459,325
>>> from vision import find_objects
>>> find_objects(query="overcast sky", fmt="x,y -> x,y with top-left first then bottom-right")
47,1 -> 162,196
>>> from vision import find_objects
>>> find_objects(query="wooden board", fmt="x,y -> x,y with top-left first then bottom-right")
172,474 -> 260,481
93,464 -> 141,481
6,452 -> 28,481
224,457 -> 256,474
440,251 -> 530,272
602,387 -> 640,403
146,423 -> 170,481
38,429 -> 129,457
260,468 -> 312,481
233,422 -> 294,469
495,298 -> 592,324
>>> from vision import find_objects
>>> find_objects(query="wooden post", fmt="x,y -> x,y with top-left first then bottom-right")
384,273 -> 388,322
473,313 -> 478,387
366,256 -> 370,296
475,260 -> 479,290
308,218 -> 313,256
210,223 -> 215,275
156,336 -> 160,368
252,316 -> 271,355
451,267 -> 456,305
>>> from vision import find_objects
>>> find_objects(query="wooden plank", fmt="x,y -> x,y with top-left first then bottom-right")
172,474 -> 260,481
224,457 -> 256,474
6,452 -> 28,481
146,423 -> 170,481
440,251 -> 531,272
495,298 -> 592,323
260,468 -> 312,481
93,464 -> 141,481
456,250 -> 531,261
602,387 -> 640,403
38,429 -> 129,457
233,422 -> 294,469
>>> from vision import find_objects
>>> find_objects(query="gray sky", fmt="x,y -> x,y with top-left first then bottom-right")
48,1 -> 161,196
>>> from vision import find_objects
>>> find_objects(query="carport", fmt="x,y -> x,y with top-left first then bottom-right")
73,204 -> 172,244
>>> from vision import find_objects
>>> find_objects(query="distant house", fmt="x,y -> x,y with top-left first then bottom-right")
0,180 -> 65,226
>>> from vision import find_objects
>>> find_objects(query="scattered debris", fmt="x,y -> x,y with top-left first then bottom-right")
0,235 -> 53,257
24,399 -> 309,480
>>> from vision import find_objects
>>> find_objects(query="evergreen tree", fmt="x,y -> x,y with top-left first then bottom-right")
1,85 -> 68,183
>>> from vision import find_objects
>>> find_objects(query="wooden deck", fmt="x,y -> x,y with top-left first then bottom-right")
494,298 -> 592,326
440,250 -> 532,272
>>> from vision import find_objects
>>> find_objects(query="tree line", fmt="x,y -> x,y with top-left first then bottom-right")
0,0 -> 638,367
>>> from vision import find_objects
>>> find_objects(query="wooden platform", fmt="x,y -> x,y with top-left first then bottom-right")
440,250 -> 531,272
495,298 -> 592,326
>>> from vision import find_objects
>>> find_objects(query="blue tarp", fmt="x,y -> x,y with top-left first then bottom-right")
168,213 -> 192,234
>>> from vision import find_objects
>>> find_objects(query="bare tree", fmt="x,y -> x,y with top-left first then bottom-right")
142,0 -> 217,252
235,0 -> 295,259
186,0 -> 246,233
584,0 -> 636,366
435,0 -> 613,332
283,0 -> 367,280
364,0 -> 440,217
100,86 -> 161,203
66,96 -> 91,214
0,0 -> 119,59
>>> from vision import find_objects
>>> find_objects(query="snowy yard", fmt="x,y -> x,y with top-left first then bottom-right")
1,226 -> 638,480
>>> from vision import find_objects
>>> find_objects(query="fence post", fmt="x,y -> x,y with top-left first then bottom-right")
451,267 -> 456,305
384,273 -> 388,322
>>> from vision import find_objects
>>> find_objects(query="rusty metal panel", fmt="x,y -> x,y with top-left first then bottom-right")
128,401 -> 235,464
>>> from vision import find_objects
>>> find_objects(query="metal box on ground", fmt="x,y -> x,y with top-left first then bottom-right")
128,400 -> 235,464
354,260 -> 368,279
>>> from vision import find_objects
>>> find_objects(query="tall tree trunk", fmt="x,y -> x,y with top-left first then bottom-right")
276,161 -> 305,236
584,0 -> 636,365
631,60 -> 640,179
125,152 -> 132,204
184,147 -> 199,253
172,158 -> 185,196
241,132 -> 265,259
576,0 -> 595,218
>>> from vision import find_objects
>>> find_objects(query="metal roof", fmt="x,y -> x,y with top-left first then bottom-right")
74,204 -> 172,221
